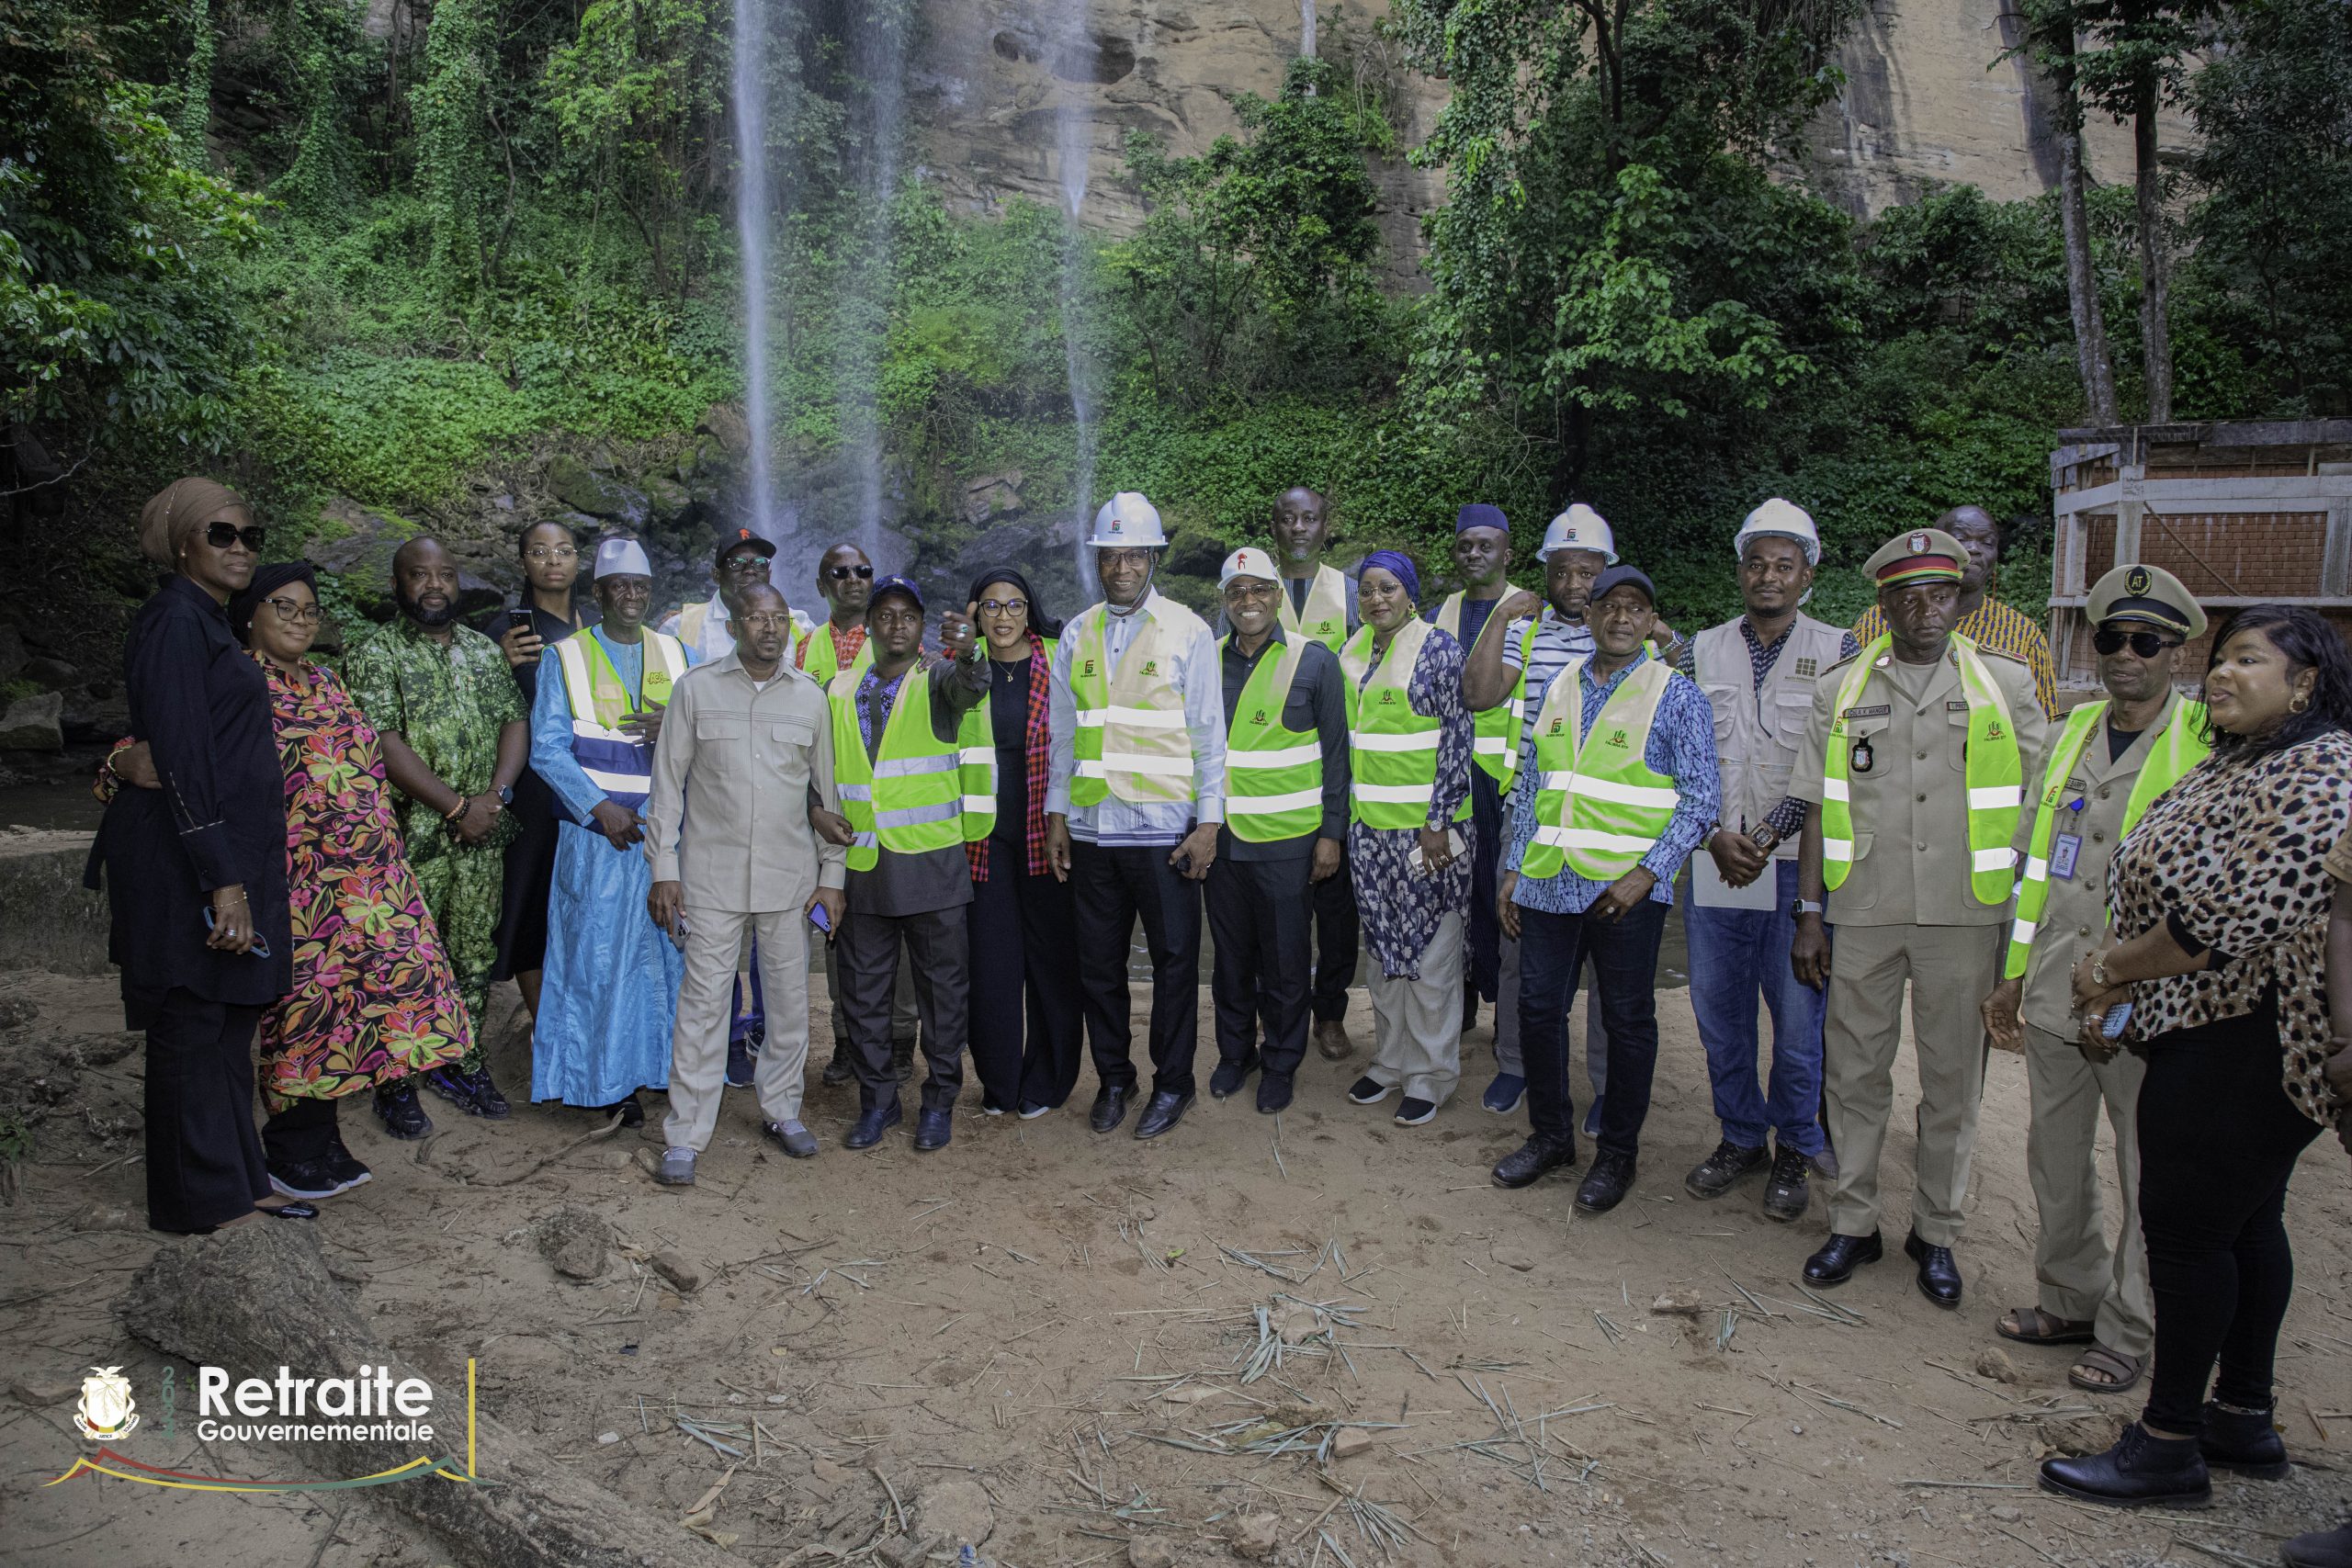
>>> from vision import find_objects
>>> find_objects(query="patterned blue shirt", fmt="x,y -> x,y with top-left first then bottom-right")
1505,649 -> 1722,915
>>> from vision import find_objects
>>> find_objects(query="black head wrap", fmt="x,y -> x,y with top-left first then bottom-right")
228,560 -> 320,647
967,567 -> 1063,640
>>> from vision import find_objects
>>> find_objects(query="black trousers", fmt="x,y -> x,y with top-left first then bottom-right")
137,987 -> 268,1233
1516,900 -> 1668,1157
2137,998 -> 2324,1435
1070,840 -> 1202,1099
1205,853 -> 1313,1077
261,1096 -> 338,1167
1465,770 -> 1504,1007
1308,847 -> 1360,1024
839,906 -> 967,1114
967,854 -> 1083,1111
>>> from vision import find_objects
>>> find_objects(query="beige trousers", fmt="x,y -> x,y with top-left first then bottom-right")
2024,1022 -> 2152,1356
1821,922 -> 2004,1247
664,905 -> 811,1153
1365,912 -> 1464,1107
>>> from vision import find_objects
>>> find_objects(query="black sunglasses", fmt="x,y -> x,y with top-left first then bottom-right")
723,552 -> 775,572
205,521 -> 267,551
826,563 -> 875,581
2093,626 -> 2182,659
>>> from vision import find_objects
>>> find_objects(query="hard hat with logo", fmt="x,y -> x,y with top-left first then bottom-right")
1089,491 -> 1167,548
1536,503 -> 1618,565
1732,497 -> 1820,566
1219,547 -> 1279,589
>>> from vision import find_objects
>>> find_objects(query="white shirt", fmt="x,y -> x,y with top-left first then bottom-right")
1046,589 -> 1228,846
659,592 -> 817,665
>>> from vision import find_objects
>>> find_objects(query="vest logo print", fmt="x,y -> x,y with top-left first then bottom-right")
1793,657 -> 1817,678
1606,728 -> 1629,749
1985,720 -> 2005,740
1082,659 -> 1097,676
1380,691 -> 1396,705
1548,717 -> 1564,735
1250,708 -> 1268,725
1141,660 -> 1159,677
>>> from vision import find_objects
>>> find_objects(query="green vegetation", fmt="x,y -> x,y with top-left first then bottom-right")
5,0 -> 2348,634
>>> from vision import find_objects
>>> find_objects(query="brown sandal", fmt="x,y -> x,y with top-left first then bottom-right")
2068,1342 -> 2145,1393
1996,1305 -> 2097,1345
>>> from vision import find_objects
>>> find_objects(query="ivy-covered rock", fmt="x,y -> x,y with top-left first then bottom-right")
544,454 -> 649,525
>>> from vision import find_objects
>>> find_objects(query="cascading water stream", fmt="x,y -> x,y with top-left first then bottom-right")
845,4 -> 910,570
731,0 -> 775,543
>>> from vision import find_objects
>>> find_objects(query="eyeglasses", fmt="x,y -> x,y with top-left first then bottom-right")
2093,626 -> 2182,658
977,598 -> 1029,617
205,522 -> 267,552
524,546 -> 579,563
723,553 -> 775,573
1223,581 -> 1277,602
264,597 -> 322,625
1096,548 -> 1152,570
826,563 -> 875,581
740,613 -> 793,631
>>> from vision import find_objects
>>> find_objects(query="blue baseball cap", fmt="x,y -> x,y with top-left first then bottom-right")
865,574 -> 924,617
1589,564 -> 1656,607
1455,502 -> 1509,536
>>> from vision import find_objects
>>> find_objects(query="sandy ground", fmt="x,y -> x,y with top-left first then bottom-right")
4,963 -> 2350,1568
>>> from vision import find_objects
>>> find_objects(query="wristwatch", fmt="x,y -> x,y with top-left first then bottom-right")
1790,897 -> 1825,917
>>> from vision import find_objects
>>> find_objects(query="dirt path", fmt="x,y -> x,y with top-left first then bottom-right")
4,966 -> 2348,1567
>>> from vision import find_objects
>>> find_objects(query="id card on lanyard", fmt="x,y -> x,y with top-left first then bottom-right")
2050,793 -> 2086,881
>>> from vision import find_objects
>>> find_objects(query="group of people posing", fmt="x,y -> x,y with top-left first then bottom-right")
90,475 -> 2352,1552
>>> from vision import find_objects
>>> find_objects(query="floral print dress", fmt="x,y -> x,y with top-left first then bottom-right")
256,656 -> 471,1110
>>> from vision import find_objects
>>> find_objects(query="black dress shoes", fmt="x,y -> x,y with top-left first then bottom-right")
2283,1520 -> 2352,1568
1089,1084 -> 1131,1134
1134,1090 -> 1193,1140
1491,1134 -> 1578,1190
1574,1151 -> 1637,1214
912,1108 -> 953,1153
1904,1230 -> 1963,1307
2040,1422 -> 2211,1508
1256,1072 -> 1295,1114
2201,1401 -> 2291,1479
1802,1230 -> 1883,1285
1208,1057 -> 1257,1100
845,1102 -> 903,1149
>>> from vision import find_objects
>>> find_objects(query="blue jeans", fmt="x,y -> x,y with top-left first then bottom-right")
1515,897 -> 1668,1157
1682,859 -> 1825,1156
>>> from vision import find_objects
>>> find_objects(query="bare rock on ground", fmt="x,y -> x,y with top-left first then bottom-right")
535,1206 -> 611,1280
1230,1513 -> 1281,1561
912,1476 -> 994,1546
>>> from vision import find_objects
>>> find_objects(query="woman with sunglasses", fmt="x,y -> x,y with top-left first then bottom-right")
2041,604 -> 2352,1507
961,568 -> 1083,1116
85,479 -> 306,1233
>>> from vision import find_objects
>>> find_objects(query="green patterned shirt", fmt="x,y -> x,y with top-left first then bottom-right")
344,615 -> 526,860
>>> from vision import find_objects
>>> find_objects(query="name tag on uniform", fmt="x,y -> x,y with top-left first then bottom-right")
2050,833 -> 2083,881
1946,701 -> 1970,712
1841,704 -> 1890,720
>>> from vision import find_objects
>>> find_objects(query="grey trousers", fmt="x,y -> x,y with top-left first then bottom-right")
2025,1021 -> 2153,1357
1364,912 -> 1465,1106
664,906 -> 811,1153
838,906 -> 967,1113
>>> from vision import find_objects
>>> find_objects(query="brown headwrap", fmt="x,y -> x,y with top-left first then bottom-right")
138,478 -> 249,567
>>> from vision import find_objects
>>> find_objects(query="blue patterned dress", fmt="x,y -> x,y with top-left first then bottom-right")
1347,627 -> 1474,979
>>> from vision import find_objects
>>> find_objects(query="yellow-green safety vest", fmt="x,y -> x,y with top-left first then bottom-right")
2004,695 -> 2208,977
803,626 -> 876,688
1277,563 -> 1351,653
1067,602 -> 1203,807
1340,619 -> 1466,829
829,666 -> 967,870
1433,591 -> 1528,787
1220,633 -> 1322,843
956,637 -> 1057,843
676,599 -> 804,665
1822,633 -> 2024,907
1520,656 -> 1681,881
553,628 -> 685,810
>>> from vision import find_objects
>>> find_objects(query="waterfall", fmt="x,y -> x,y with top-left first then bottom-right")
731,0 -> 775,542
845,4 -> 910,572
1047,0 -> 1101,604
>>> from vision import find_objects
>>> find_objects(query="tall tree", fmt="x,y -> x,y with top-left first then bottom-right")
2013,0 -> 2120,423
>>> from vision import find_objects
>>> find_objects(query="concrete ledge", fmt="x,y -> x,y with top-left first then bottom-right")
0,830 -> 109,975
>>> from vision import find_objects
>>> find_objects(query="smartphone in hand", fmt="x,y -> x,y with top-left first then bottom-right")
808,901 -> 832,935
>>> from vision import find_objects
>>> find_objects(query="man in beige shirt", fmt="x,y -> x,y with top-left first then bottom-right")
645,583 -> 846,1185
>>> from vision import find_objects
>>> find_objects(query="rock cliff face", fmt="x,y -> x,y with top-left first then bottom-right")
909,0 -> 2181,242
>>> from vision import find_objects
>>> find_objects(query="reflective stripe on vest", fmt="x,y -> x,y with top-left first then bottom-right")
1434,591 -> 1525,786
1822,633 -> 2024,906
1343,619 -> 1453,829
1277,563 -> 1351,653
1221,633 -> 1321,843
1069,605 -> 1198,807
553,629 -> 684,810
1520,657 -> 1679,881
829,667 -> 966,870
2004,695 -> 2208,977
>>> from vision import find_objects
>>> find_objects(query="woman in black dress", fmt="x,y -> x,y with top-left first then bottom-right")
484,519 -> 594,1023
961,568 -> 1083,1116
87,479 -> 308,1233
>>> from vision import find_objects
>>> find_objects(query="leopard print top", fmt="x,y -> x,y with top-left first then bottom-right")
2109,728 -> 2350,1127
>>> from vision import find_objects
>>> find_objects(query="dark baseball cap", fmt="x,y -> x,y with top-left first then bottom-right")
716,527 -> 776,568
1589,564 -> 1656,607
865,574 -> 924,616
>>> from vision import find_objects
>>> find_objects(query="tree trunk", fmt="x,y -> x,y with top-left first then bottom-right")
120,1224 -> 752,1568
2133,84 -> 2172,423
2053,62 -> 2120,425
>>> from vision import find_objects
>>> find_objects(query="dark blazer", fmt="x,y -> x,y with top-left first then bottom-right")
86,575 -> 292,1007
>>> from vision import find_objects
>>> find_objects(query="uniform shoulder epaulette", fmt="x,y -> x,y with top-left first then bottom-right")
1816,651 -> 1860,678
1975,644 -> 2033,669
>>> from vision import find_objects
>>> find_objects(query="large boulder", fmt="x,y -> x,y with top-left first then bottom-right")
0,692 -> 62,751
697,402 -> 752,457
305,499 -> 503,625
544,453 -> 649,526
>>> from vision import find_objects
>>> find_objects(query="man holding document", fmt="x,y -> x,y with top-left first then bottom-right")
1675,501 -> 1855,1221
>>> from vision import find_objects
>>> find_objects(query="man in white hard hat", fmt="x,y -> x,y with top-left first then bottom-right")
1208,547 -> 1351,1113
1459,502 -> 1618,1127
1046,492 -> 1228,1141
1670,499 -> 1856,1221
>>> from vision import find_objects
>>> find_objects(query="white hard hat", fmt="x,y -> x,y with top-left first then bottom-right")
1089,491 -> 1166,548
1537,503 -> 1618,565
1733,497 -> 1820,565
1218,547 -> 1279,589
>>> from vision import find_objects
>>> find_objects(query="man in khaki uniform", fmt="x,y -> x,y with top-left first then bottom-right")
1981,565 -> 2208,1392
644,583 -> 848,1185
1789,528 -> 2048,1305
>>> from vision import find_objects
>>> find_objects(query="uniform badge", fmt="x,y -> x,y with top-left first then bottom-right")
1909,532 -> 1929,553
2126,565 -> 2152,595
1851,738 -> 1875,773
